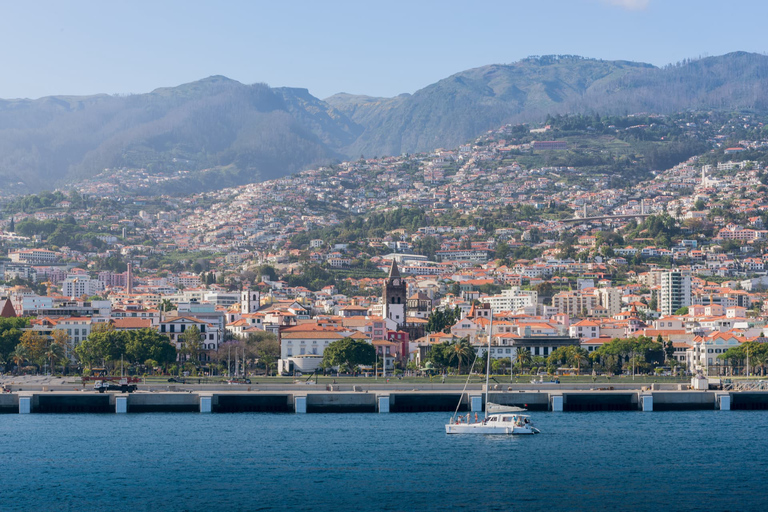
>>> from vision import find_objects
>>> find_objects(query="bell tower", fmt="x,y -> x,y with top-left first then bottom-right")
382,260 -> 407,327
241,288 -> 260,314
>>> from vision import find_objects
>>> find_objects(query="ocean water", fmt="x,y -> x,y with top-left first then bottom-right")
1,410 -> 766,512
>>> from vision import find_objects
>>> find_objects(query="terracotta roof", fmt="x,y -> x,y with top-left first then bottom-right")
280,331 -> 347,340
0,300 -> 17,318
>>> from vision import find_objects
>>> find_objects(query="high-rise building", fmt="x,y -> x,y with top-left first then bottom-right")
660,270 -> 691,316
598,287 -> 623,316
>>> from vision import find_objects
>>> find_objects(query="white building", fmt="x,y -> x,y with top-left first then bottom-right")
660,270 -> 691,316
61,275 -> 105,299
485,287 -> 538,314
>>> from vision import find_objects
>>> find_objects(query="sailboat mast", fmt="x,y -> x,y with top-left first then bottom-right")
484,309 -> 493,419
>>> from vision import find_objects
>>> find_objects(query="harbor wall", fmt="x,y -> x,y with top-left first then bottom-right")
5,390 -> 768,413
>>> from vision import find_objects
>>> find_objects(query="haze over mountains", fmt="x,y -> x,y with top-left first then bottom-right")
2,51 -> 768,193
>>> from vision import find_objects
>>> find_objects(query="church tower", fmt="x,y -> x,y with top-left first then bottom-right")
241,287 -> 260,314
382,260 -> 407,327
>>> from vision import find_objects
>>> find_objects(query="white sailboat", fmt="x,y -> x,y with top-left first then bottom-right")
445,310 -> 540,435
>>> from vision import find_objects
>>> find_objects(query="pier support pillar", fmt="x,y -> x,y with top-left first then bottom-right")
551,395 -> 563,412
294,396 -> 307,414
641,394 -> 653,412
719,394 -> 731,411
115,395 -> 128,414
470,395 -> 483,412
200,395 -> 212,413
378,395 -> 390,413
19,396 -> 31,414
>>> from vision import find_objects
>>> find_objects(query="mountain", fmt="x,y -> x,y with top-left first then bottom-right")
0,76 -> 356,193
3,52 -> 768,193
327,52 -> 768,157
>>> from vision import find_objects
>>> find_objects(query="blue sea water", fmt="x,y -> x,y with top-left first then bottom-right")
1,411 -> 766,512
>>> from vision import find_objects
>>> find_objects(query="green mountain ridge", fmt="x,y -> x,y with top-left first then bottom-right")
2,52 -> 768,193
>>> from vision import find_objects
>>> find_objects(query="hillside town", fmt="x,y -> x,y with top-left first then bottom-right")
2,113 -> 768,379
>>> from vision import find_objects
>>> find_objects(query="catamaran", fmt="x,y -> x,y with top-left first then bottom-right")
445,310 -> 540,435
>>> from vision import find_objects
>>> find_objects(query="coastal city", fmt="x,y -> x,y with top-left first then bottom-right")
6,2 -> 768,510
2,112 -> 768,383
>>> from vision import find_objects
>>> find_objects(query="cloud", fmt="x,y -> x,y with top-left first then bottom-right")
602,0 -> 650,10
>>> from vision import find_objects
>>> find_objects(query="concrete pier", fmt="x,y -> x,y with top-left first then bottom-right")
294,396 -> 306,414
641,394 -> 653,412
0,393 -> 18,414
200,395 -> 212,413
19,396 -> 31,414
378,395 -> 390,413
4,389 -> 767,414
731,392 -> 768,410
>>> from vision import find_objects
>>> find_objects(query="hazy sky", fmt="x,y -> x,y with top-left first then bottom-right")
0,0 -> 765,100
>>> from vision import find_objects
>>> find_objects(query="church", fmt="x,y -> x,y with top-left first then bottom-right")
382,260 -> 407,328
381,260 -> 427,343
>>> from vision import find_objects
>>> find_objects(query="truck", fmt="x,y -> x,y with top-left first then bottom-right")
93,378 -> 138,393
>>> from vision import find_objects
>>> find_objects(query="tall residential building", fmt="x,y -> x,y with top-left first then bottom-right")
660,270 -> 691,316
486,287 -> 538,314
598,287 -> 623,316
61,275 -> 105,299
552,291 -> 599,317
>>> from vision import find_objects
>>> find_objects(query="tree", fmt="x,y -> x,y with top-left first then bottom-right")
0,317 -> 28,362
45,340 -> 66,375
516,348 -> 532,373
447,339 -> 474,375
11,345 -> 28,373
179,325 -> 203,365
75,325 -> 128,369
256,336 -> 280,376
125,329 -> 176,366
321,338 -> 375,373
674,306 -> 689,316
19,330 -> 48,369
568,347 -> 589,375
718,346 -> 745,376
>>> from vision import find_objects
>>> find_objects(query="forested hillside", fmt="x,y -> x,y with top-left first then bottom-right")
2,52 -> 768,193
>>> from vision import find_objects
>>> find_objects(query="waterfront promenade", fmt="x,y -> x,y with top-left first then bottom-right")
1,375 -> 766,414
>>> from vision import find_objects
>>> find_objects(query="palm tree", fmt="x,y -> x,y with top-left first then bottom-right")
448,339 -> 474,375
516,348 -> 532,373
11,345 -> 28,374
568,347 -> 589,376
45,342 -> 66,376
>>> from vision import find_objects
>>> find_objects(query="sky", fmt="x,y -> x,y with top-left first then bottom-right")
0,0 -> 766,100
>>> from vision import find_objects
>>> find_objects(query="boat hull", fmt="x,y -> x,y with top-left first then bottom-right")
445,423 -> 538,435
